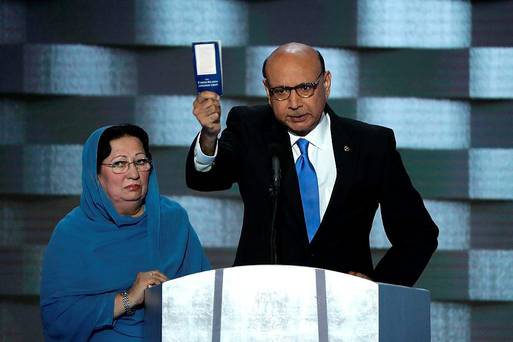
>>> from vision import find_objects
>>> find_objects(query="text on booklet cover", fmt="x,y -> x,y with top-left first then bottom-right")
193,41 -> 223,95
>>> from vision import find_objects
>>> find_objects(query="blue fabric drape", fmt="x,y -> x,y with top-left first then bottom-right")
40,126 -> 210,341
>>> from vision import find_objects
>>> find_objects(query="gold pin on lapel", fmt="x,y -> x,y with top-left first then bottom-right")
344,145 -> 351,152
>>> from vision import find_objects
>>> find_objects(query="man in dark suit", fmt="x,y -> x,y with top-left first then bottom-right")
186,42 -> 438,286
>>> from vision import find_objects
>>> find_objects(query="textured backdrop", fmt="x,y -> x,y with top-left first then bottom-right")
1,0 -> 512,341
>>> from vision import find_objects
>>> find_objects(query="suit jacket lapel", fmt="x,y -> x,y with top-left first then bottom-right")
317,105 -> 358,232
266,112 -> 309,244
265,104 -> 359,245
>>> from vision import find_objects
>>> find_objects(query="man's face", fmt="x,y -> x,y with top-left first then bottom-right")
264,51 -> 331,136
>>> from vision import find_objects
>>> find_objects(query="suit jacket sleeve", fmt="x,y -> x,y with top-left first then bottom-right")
186,107 -> 247,192
372,129 -> 439,286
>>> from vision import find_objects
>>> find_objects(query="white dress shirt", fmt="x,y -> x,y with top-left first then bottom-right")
194,113 -> 337,221
288,113 -> 336,221
193,134 -> 217,172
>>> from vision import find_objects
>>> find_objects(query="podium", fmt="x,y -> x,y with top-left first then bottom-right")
145,265 -> 430,341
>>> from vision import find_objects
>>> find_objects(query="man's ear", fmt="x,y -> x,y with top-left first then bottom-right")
323,71 -> 332,99
263,79 -> 272,106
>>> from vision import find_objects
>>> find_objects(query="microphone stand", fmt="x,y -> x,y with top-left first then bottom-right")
269,155 -> 280,264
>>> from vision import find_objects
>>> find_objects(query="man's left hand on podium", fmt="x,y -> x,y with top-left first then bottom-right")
348,271 -> 372,281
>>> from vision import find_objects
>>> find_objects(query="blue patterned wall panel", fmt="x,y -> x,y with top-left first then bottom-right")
431,302 -> 470,342
0,299 -> 42,340
327,99 -> 358,120
248,0 -> 356,46
244,46 -> 277,97
0,45 -> 23,92
0,145 -> 24,194
470,48 -> 513,99
26,0 -> 248,46
0,0 -> 25,43
24,97 -> 134,144
137,47 -> 246,96
170,196 -> 242,248
469,250 -> 513,301
23,44 -> 137,95
26,1 -> 133,45
0,245 -> 44,295
371,200 -> 470,251
0,200 -> 24,245
471,202 -> 513,250
134,0 -> 248,46
22,145 -> 82,195
1,146 -> 198,197
318,47 -> 359,99
1,1 -> 513,340
135,96 -> 246,146
0,197 -> 76,245
415,251 -> 469,301
471,101 -> 513,148
400,149 -> 469,199
469,148 -> 513,200
360,49 -> 469,98
136,95 -> 200,146
471,303 -> 513,341
472,1 -> 513,47
0,99 -> 25,144
357,97 -> 470,149
148,147 -> 194,197
357,0 -> 471,48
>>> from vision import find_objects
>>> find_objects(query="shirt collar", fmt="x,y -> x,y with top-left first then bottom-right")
288,112 -> 331,150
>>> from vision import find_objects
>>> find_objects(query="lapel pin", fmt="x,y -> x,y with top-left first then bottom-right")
344,145 -> 351,152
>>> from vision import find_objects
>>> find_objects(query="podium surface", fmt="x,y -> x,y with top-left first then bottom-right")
145,265 -> 430,341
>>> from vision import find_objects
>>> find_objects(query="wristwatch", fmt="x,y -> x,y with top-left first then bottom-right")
120,290 -> 135,316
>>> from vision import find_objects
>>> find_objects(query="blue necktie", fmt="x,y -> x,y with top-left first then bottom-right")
295,138 -> 320,242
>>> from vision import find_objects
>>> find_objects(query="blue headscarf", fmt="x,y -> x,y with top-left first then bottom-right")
41,126 -> 210,341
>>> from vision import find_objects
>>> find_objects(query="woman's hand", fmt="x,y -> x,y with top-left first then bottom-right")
128,270 -> 169,307
114,270 -> 168,318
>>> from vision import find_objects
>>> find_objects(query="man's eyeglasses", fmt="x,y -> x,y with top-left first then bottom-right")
267,71 -> 324,101
102,158 -> 152,174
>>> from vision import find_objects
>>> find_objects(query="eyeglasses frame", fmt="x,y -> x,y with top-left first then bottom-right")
101,158 -> 152,174
266,71 -> 325,101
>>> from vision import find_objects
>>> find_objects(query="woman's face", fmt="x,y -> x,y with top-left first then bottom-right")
98,136 -> 150,216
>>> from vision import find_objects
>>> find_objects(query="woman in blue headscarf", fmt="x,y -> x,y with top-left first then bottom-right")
41,124 -> 211,341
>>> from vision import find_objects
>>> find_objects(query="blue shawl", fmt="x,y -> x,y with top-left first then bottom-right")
40,126 -> 210,341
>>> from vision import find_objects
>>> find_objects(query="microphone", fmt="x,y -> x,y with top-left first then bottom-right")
268,144 -> 282,264
269,144 -> 281,196
271,155 -> 281,196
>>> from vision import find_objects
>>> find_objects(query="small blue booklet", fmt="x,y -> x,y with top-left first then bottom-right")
192,41 -> 223,95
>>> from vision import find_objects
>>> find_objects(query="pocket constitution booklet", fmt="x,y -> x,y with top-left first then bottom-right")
192,41 -> 223,95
